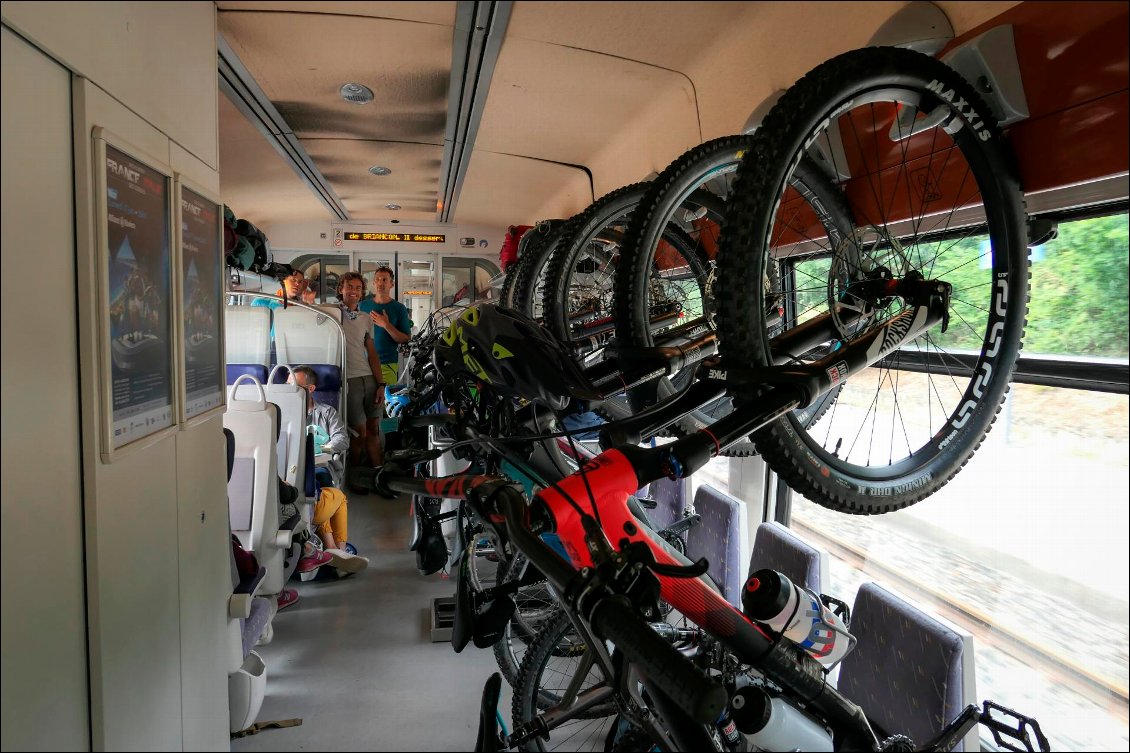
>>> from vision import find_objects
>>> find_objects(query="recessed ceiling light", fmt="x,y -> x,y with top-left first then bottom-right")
368,165 -> 392,176
339,83 -> 374,104
385,203 -> 401,210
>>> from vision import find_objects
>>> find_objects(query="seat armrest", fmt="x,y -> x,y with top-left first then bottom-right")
229,565 -> 267,619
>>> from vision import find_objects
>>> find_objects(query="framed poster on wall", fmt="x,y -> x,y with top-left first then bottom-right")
175,178 -> 225,423
92,129 -> 175,455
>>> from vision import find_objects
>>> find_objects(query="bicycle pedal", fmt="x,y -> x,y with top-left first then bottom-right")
980,700 -> 1051,753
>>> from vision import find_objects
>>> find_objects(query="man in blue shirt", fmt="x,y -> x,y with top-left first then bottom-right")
360,266 -> 412,386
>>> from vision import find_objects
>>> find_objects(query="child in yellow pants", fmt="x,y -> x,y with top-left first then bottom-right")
312,487 -> 367,574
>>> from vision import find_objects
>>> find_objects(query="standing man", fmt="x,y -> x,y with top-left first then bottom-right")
361,266 -> 412,387
337,272 -> 384,491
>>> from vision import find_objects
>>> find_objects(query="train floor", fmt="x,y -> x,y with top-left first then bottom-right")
231,489 -> 513,751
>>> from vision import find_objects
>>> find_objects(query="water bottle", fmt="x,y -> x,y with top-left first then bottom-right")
730,686 -> 833,752
741,569 -> 855,667
716,706 -> 745,752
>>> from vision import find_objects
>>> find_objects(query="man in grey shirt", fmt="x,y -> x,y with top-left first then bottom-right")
291,365 -> 347,488
337,271 -> 384,490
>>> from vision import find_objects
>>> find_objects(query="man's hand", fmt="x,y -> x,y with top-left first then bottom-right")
369,310 -> 390,329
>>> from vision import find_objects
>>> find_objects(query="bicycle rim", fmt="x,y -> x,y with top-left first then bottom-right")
718,46 -> 1028,513
513,612 -> 617,752
542,183 -> 652,366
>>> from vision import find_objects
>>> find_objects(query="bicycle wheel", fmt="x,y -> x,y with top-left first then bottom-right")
513,611 -> 617,752
542,183 -> 652,364
466,524 -> 505,593
614,135 -> 846,455
510,221 -> 570,319
493,554 -> 563,686
501,221 -> 558,309
718,46 -> 1028,513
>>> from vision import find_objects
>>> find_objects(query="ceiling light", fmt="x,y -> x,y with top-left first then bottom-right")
368,165 -> 392,176
339,83 -> 374,104
385,203 -> 401,210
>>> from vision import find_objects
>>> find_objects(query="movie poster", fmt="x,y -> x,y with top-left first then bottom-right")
105,144 -> 173,447
180,186 -> 223,418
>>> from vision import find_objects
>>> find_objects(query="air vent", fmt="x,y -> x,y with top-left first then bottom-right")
340,83 -> 374,104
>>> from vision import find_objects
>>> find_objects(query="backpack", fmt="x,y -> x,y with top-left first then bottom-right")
235,219 -> 273,273
498,224 -> 533,272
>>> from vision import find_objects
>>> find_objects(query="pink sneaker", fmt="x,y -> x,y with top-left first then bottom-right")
297,549 -> 333,573
276,588 -> 299,611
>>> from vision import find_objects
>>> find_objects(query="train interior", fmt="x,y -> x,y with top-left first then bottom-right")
1,1 -> 1128,751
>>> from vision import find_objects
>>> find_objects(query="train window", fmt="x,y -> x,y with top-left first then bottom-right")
782,212 -> 1130,751
292,254 -> 350,304
1024,213 -> 1129,359
442,257 -> 502,305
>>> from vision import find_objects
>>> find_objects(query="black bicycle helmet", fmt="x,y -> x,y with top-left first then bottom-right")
433,304 -> 600,410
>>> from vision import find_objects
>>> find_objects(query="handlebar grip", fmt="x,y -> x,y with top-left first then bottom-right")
589,595 -> 726,724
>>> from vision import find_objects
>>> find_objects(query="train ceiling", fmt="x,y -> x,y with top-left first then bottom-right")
216,1 -> 1019,230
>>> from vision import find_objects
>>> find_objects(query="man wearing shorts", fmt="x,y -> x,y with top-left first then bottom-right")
361,266 -> 412,386
338,272 -> 384,489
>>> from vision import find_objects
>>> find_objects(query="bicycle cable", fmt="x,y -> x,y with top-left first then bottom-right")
563,427 -> 604,532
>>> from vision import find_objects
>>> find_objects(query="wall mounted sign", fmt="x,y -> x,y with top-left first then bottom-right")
178,182 -> 225,420
99,138 -> 175,450
343,231 -> 445,243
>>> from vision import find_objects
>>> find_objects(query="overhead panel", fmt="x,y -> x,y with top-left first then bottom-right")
218,94 -> 332,225
217,4 -> 456,222
216,1 -> 456,26
303,139 -> 444,219
454,151 -> 593,228
476,37 -> 699,197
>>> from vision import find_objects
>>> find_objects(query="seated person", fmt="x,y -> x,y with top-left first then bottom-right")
290,366 -> 368,575
251,268 -> 307,309
291,365 -> 347,488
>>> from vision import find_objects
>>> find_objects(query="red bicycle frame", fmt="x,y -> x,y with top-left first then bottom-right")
534,448 -> 775,665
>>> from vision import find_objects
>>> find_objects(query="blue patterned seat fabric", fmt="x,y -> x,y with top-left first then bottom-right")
686,484 -> 744,606
748,521 -> 824,594
645,476 -> 688,532
838,582 -> 972,751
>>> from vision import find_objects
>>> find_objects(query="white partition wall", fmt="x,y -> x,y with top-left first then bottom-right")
2,4 -> 229,750
0,26 -> 89,752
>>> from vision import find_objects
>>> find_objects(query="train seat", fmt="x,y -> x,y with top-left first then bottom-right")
686,484 -> 750,607
223,428 -> 270,734
747,521 -> 829,594
232,365 -> 309,496
273,305 -> 343,414
642,475 -> 689,532
837,582 -> 979,752
225,305 -> 272,386
223,375 -> 299,597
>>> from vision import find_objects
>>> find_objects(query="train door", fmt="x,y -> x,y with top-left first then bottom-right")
395,253 -> 437,335
357,253 -> 395,300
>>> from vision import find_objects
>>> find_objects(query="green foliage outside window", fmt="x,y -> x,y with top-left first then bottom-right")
789,213 -> 1129,360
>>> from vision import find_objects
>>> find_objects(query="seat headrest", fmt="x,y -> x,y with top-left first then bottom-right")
223,428 -> 235,482
309,364 -> 341,392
